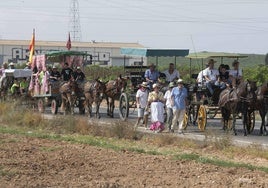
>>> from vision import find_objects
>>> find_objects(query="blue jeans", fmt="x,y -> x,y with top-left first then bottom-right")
215,81 -> 226,90
206,81 -> 215,95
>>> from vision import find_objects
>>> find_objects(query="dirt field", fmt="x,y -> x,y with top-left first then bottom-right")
0,133 -> 267,188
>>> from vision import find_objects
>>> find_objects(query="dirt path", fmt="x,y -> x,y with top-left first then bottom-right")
0,134 -> 267,188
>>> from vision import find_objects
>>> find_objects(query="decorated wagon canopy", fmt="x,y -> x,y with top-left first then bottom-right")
31,50 -> 88,71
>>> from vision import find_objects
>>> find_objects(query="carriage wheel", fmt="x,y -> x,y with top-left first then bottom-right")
51,99 -> 58,115
197,105 -> 207,131
119,93 -> 129,121
247,110 -> 255,134
37,99 -> 45,113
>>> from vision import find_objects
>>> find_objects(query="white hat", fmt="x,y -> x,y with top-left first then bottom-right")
140,82 -> 147,87
52,65 -> 57,69
177,79 -> 184,84
153,83 -> 160,89
9,62 -> 14,66
77,66 -> 81,69
168,82 -> 175,88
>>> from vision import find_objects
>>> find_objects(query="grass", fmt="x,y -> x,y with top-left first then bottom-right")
0,101 -> 267,174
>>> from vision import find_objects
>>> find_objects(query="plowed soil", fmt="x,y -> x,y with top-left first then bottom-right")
0,133 -> 267,188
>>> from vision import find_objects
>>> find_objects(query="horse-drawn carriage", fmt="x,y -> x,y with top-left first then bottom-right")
118,48 -> 189,121
184,52 -> 258,135
30,50 -> 88,114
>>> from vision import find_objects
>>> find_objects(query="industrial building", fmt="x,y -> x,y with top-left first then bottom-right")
0,39 -> 145,66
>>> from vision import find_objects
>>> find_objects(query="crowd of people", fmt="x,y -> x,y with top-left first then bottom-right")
136,60 -> 243,134
29,62 -> 86,95
0,61 -> 86,96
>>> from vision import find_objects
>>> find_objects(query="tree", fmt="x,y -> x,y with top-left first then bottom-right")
265,53 -> 268,66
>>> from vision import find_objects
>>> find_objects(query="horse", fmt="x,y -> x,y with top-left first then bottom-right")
59,79 -> 80,115
219,80 -> 257,136
105,75 -> 128,118
83,79 -> 106,118
255,81 -> 268,135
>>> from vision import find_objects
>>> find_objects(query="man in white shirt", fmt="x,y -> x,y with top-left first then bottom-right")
229,60 -> 243,87
164,63 -> 180,83
164,82 -> 175,131
203,59 -> 219,96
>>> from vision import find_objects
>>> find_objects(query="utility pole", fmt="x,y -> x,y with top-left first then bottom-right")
69,0 -> 82,41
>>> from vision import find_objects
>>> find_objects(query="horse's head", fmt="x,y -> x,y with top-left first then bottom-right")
93,79 -> 106,98
246,79 -> 257,93
117,75 -> 128,93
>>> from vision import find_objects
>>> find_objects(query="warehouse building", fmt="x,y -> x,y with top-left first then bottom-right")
0,39 -> 145,66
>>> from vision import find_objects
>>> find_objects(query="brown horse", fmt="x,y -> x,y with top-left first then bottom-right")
83,79 -> 106,118
219,80 -> 257,136
105,75 -> 128,118
255,81 -> 268,135
59,79 -> 79,115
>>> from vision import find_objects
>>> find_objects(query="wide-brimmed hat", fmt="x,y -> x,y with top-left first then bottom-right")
153,83 -> 160,89
140,82 -> 147,87
177,79 -> 184,84
9,62 -> 14,66
168,82 -> 175,88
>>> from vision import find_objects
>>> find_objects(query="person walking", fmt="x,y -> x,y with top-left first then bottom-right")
135,82 -> 149,128
164,82 -> 175,132
171,79 -> 188,134
147,83 -> 165,133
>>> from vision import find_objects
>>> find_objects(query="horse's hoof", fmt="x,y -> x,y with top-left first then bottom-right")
244,133 -> 247,136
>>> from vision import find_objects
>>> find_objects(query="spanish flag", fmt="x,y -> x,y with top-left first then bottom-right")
66,32 -> 71,50
29,29 -> 35,64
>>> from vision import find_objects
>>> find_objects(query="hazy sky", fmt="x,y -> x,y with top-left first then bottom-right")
1,0 -> 268,54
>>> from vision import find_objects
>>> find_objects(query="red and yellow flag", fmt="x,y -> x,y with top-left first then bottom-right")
29,29 -> 35,64
66,32 -> 71,50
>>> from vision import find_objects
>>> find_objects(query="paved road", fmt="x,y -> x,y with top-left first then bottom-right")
44,106 -> 268,149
